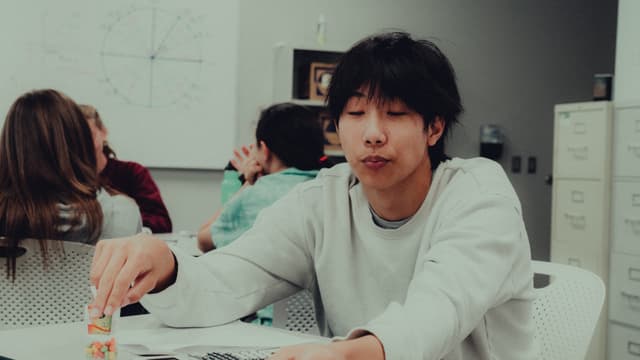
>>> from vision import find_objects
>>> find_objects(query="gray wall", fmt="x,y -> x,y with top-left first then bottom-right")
152,0 -> 618,261
614,0 -> 640,101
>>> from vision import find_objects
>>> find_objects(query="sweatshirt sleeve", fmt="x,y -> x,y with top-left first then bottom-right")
98,191 -> 143,239
129,164 -> 173,233
345,192 -> 530,359
140,187 -> 316,327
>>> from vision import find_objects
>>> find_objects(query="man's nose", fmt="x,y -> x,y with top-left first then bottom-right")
363,114 -> 386,146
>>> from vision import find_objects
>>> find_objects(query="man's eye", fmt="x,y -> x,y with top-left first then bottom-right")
388,111 -> 407,116
347,111 -> 364,116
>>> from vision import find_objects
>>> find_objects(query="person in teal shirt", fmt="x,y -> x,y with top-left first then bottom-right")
210,167 -> 318,249
197,103 -> 331,325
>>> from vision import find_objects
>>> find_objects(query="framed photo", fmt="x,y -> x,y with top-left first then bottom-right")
320,111 -> 341,154
309,62 -> 336,101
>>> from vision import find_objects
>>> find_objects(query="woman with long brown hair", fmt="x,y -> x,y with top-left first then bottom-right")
0,89 -> 141,279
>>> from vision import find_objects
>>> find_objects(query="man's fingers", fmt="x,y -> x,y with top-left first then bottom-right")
93,246 -> 128,316
104,256 -> 149,312
90,240 -> 113,287
123,272 -> 157,306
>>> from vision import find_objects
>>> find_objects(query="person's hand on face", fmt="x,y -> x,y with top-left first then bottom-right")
230,143 -> 265,185
230,144 -> 253,175
242,144 -> 264,185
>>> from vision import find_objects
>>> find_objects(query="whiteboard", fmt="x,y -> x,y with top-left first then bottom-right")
0,0 -> 238,169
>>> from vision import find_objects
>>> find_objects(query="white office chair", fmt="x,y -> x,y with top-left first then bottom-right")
531,260 -> 606,360
0,238 -> 94,330
272,289 -> 320,335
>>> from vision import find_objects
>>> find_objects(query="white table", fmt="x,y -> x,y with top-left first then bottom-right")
0,314 -> 326,359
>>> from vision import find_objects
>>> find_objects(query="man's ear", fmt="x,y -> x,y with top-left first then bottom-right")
259,140 -> 271,159
427,116 -> 445,146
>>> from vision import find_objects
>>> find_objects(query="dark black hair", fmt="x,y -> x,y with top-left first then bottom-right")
327,31 -> 463,167
255,103 -> 328,171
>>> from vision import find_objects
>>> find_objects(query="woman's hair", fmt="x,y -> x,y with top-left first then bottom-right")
78,104 -> 117,158
327,31 -> 463,168
255,103 -> 329,171
0,89 -> 103,280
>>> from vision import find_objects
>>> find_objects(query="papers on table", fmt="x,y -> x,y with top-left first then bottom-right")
118,321 -> 327,355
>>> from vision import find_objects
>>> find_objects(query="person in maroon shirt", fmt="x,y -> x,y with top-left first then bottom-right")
80,105 -> 173,234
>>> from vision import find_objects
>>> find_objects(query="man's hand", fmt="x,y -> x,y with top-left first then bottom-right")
242,157 -> 263,185
268,335 -> 384,360
88,233 -> 176,318
230,144 -> 263,185
230,144 -> 253,175
268,343 -> 345,360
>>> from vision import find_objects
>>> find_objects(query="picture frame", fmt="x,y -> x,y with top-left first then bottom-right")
319,111 -> 342,154
309,62 -> 336,101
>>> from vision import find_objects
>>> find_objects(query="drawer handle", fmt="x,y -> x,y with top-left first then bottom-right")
625,218 -> 640,234
571,191 -> 585,203
633,194 -> 640,207
564,213 -> 586,228
630,267 -> 640,282
629,145 -> 640,157
568,146 -> 588,159
621,291 -> 640,309
573,122 -> 587,134
622,291 -> 640,301
629,341 -> 640,357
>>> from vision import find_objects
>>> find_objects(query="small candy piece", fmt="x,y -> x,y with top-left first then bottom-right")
85,337 -> 117,360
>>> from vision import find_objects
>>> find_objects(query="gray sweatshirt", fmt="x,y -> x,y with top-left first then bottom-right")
61,189 -> 142,242
142,158 -> 537,359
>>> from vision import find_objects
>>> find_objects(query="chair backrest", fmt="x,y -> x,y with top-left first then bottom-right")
0,239 -> 94,330
531,260 -> 605,360
272,289 -> 320,335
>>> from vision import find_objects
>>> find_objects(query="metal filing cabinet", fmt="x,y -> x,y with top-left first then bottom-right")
551,101 -> 613,360
608,102 -> 640,360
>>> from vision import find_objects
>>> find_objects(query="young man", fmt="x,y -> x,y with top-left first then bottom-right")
90,32 -> 536,359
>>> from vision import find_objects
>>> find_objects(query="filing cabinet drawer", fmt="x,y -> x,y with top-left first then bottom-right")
551,242 -> 606,279
609,253 -> 640,327
614,105 -> 640,177
608,323 -> 640,360
612,180 -> 640,255
554,103 -> 611,179
552,180 -> 607,250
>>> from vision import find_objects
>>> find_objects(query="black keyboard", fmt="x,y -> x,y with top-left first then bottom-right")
200,349 -> 273,360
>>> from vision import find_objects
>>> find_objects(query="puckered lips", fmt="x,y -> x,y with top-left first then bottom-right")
362,155 -> 389,170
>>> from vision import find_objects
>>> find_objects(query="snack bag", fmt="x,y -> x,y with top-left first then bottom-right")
85,286 -> 119,359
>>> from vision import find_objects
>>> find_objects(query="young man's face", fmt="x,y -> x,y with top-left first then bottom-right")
337,88 -> 442,192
